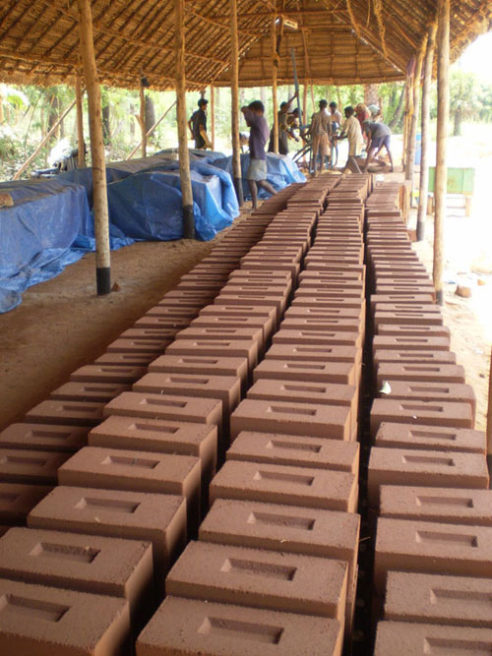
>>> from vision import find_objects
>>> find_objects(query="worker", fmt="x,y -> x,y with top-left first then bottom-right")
328,101 -> 342,130
268,91 -> 298,155
355,103 -> 370,131
241,101 -> 277,209
309,99 -> 331,175
363,120 -> 394,172
328,101 -> 342,167
188,98 -> 212,150
336,106 -> 364,173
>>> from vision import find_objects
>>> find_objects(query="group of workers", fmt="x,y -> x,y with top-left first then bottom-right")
188,94 -> 394,209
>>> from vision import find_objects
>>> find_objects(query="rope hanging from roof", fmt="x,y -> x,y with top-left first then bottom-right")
373,0 -> 388,58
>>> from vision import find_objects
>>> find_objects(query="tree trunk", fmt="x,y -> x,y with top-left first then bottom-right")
453,108 -> 462,137
389,86 -> 405,130
129,104 -> 135,137
102,104 -> 111,145
145,95 -> 155,134
364,83 -> 379,106
48,93 -> 61,139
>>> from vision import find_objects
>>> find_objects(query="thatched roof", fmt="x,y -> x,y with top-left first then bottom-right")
0,0 -> 490,90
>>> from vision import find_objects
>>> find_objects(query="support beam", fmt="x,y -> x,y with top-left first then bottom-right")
434,0 -> 450,305
210,85 -> 215,151
78,0 -> 111,294
401,68 -> 413,170
488,348 -> 492,458
405,40 -> 426,188
139,81 -> 147,158
416,22 -> 437,241
231,0 -> 244,206
13,100 -> 76,180
75,74 -> 86,168
175,0 -> 195,239
271,13 -> 279,155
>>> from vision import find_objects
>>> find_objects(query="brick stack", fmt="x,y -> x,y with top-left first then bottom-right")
0,188 -> 300,655
366,182 -> 491,655
135,174 -> 370,656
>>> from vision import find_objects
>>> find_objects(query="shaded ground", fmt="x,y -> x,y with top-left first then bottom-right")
0,206 -> 251,430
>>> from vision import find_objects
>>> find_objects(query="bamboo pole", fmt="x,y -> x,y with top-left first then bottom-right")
125,101 -> 176,160
271,14 -> 279,155
401,72 -> 412,170
75,74 -> 86,168
487,347 -> 492,457
77,0 -> 111,295
210,85 -> 215,151
175,0 -> 195,239
231,0 -> 244,206
13,100 -> 76,180
416,22 -> 437,241
434,0 -> 450,305
302,81 -> 308,124
139,81 -> 146,158
405,40 -> 426,188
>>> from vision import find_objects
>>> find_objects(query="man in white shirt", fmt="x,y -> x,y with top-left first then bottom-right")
335,106 -> 364,173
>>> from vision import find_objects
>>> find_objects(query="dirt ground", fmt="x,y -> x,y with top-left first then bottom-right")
0,175 -> 490,434
0,206 -> 251,430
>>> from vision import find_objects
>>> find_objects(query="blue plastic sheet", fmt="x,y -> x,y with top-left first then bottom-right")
62,154 -> 239,241
1,152 -> 240,313
0,178 -> 91,312
211,152 -> 305,200
107,167 -> 235,242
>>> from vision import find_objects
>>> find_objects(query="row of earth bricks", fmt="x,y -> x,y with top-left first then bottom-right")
0,175 -> 369,656
363,183 -> 491,655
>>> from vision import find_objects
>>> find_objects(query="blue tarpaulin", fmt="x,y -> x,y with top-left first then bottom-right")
211,152 -> 305,199
1,154 -> 241,313
63,155 -> 239,243
0,178 -> 91,312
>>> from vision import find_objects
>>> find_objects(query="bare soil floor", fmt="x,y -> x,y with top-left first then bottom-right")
0,205 -> 251,430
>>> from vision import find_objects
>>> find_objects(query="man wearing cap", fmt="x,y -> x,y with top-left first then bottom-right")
188,98 -> 212,150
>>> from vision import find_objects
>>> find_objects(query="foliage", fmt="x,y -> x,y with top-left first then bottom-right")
0,72 -> 491,181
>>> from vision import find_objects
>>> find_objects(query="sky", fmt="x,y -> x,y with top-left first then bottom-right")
454,31 -> 492,83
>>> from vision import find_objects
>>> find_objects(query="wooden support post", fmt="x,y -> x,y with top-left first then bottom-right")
75,74 -> 86,168
78,0 -> 111,294
210,85 -> 215,151
487,348 -> 492,460
416,22 -> 437,241
401,72 -> 412,170
139,81 -> 146,158
175,0 -> 195,239
434,0 -> 450,306
302,81 -> 308,124
77,0 -> 111,294
231,0 -> 244,206
271,14 -> 279,155
405,41 -> 426,191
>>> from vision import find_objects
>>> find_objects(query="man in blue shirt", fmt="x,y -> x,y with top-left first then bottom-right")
363,120 -> 394,172
241,101 -> 277,209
